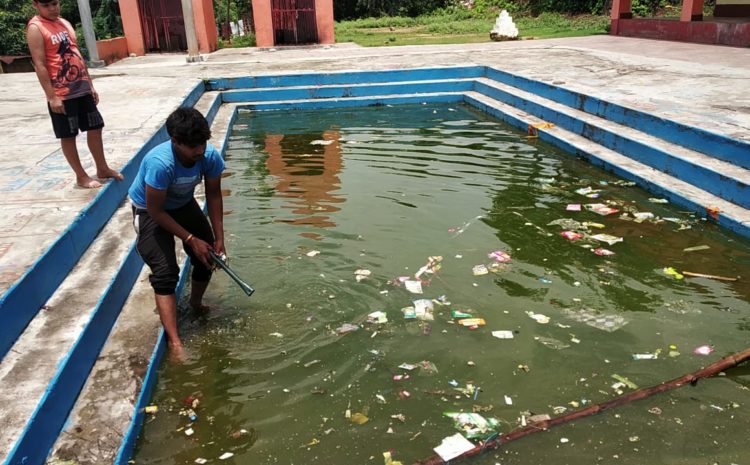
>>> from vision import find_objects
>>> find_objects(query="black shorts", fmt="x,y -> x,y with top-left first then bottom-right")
132,199 -> 215,295
48,93 -> 105,139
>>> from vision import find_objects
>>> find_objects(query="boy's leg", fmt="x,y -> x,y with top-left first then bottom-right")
86,128 -> 123,181
133,208 -> 184,359
49,99 -> 102,188
60,136 -> 102,188
154,293 -> 185,360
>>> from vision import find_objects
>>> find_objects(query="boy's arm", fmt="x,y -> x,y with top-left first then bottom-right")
205,176 -> 225,255
145,186 -> 214,267
26,24 -> 64,113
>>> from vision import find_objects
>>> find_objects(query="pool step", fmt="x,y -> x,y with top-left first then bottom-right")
465,91 -> 750,235
473,77 -> 750,210
0,206 -> 139,465
220,78 -> 475,103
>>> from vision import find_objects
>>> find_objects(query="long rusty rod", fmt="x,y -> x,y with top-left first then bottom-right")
414,347 -> 750,465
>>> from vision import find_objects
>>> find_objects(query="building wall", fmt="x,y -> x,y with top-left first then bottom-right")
252,0 -> 335,47
118,0 -> 217,56
612,18 -> 750,47
96,37 -> 129,65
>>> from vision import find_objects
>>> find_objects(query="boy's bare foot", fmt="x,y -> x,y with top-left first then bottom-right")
97,168 -> 124,181
190,301 -> 212,313
77,176 -> 103,188
168,342 -> 187,363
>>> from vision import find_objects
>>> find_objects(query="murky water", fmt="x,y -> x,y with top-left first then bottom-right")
132,103 -> 750,465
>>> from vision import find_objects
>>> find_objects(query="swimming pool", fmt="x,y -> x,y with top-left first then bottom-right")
131,102 -> 750,465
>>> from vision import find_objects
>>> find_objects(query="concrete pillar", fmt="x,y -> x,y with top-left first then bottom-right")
192,0 -> 218,53
681,0 -> 705,21
76,0 -> 105,67
118,0 -> 144,56
251,0 -> 274,47
181,0 -> 201,61
315,0 -> 335,44
611,0 -> 633,19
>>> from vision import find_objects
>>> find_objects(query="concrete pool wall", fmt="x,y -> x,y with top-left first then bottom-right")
1,61 -> 749,465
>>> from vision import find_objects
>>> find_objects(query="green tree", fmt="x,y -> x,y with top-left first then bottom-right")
0,0 -> 122,56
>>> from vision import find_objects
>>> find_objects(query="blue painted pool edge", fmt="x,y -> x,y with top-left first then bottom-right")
484,67 -> 750,170
2,247 -> 143,465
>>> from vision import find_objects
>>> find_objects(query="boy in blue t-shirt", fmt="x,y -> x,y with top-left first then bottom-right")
129,107 -> 225,361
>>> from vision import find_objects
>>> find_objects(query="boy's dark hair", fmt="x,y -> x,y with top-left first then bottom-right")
166,107 -> 212,147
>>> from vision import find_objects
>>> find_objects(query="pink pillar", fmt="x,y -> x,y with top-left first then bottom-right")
315,0 -> 335,44
611,0 -> 633,19
193,0 -> 218,53
610,0 -> 632,35
680,0 -> 705,21
251,0 -> 274,47
118,0 -> 144,56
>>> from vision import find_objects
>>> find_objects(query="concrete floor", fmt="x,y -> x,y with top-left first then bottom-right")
0,35 -> 749,463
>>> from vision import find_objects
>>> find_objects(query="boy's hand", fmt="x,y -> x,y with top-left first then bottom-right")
188,237 -> 213,268
49,96 -> 64,114
92,90 -> 99,105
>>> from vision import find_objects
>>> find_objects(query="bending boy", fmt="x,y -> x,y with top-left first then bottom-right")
129,107 -> 225,360
27,0 -> 122,188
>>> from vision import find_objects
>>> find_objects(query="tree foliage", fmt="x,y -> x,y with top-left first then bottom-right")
0,0 -> 122,56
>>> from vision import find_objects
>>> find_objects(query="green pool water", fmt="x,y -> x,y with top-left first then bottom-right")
132,103 -> 750,465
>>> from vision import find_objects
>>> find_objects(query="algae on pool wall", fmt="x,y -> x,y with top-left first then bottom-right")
133,103 -> 750,465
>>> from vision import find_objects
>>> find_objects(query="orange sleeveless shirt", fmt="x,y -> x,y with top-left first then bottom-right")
27,15 -> 92,100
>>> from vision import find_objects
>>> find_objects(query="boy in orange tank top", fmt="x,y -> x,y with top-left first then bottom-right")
27,0 -> 123,188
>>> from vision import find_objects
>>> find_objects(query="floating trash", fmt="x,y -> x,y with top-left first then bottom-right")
488,250 -> 512,263
472,264 -> 489,276
404,280 -> 423,294
444,412 -> 500,439
591,234 -> 623,245
526,311 -> 550,324
492,330 -> 514,339
693,345 -> 714,356
433,433 -> 475,461
592,248 -> 615,256
560,231 -> 584,241
683,245 -> 710,252
535,336 -> 570,350
355,269 -> 372,282
336,323 -> 359,334
562,308 -> 628,332
663,267 -> 684,280
586,203 -> 619,216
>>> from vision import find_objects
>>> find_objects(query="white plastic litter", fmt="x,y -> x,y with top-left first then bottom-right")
433,433 -> 475,461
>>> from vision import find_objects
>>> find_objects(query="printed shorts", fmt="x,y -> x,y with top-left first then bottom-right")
48,93 -> 104,139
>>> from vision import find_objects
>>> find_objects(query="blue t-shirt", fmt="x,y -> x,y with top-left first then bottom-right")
128,140 -> 225,210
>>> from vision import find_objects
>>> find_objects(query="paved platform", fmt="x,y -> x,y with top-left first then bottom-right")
0,35 -> 749,463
